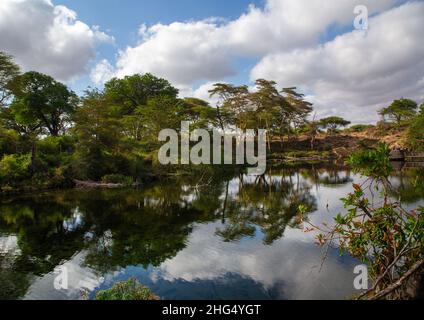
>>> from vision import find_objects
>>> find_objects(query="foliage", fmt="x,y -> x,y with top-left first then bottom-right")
299,144 -> 424,300
95,279 -> 159,300
348,124 -> 374,133
379,99 -> 418,125
407,113 -> 424,151
0,153 -> 31,185
347,143 -> 393,179
319,116 -> 351,134
8,71 -> 77,136
0,51 -> 20,107
104,73 -> 178,115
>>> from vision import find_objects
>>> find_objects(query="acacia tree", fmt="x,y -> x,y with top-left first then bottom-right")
282,88 -> 313,128
0,51 -> 20,108
9,71 -> 77,137
319,116 -> 351,134
379,99 -> 418,125
208,83 -> 249,130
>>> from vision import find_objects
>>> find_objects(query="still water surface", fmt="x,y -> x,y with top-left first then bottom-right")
1,164 -> 422,300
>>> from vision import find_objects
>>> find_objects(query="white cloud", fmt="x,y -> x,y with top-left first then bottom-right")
0,0 -> 113,82
251,1 -> 424,123
91,0 -> 394,86
90,0 -> 422,123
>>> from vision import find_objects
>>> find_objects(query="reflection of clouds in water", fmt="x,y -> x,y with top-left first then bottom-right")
152,222 -> 358,300
0,235 -> 20,255
23,250 -> 121,300
62,208 -> 84,232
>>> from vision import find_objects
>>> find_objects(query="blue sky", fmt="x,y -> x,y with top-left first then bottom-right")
0,0 -> 423,123
56,0 -> 265,93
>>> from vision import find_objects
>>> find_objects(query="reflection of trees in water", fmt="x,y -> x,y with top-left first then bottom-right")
388,168 -> 424,204
0,199 -> 88,299
216,171 -> 317,245
1,164 -> 417,299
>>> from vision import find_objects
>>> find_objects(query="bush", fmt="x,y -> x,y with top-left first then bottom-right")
37,135 -> 75,168
408,114 -> 424,151
95,279 -> 158,300
348,124 -> 374,133
0,154 -> 31,185
101,174 -> 133,185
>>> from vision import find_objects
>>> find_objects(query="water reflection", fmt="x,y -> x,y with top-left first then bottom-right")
0,164 -> 422,300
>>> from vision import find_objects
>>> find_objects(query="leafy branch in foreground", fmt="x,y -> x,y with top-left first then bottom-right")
299,143 -> 423,300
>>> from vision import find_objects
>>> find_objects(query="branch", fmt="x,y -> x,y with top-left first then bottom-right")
357,218 -> 420,299
371,259 -> 424,300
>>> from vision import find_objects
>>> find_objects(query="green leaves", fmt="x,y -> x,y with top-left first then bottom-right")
379,98 -> 418,125
348,143 -> 393,179
9,71 -> 77,136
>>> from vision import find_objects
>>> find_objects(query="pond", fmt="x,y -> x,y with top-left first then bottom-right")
1,163 -> 423,300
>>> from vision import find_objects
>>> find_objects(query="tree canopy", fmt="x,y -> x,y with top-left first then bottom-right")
379,98 -> 418,125
0,51 -> 20,108
319,116 -> 351,133
9,71 -> 77,136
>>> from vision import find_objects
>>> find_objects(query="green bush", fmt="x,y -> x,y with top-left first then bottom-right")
37,135 -> 75,168
0,154 -> 31,185
348,124 -> 374,133
95,279 -> 158,300
408,114 -> 424,151
101,174 -> 133,185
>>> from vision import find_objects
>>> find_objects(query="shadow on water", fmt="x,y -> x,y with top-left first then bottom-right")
0,163 -> 422,300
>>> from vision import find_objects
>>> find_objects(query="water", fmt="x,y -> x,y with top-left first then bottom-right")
1,163 -> 423,300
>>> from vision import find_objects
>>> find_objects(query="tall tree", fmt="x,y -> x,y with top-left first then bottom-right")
181,97 -> 216,129
9,72 -> 77,136
250,79 -> 284,150
281,87 -> 313,131
104,73 -> 179,115
0,51 -> 20,108
379,99 -> 418,125
209,83 -> 248,130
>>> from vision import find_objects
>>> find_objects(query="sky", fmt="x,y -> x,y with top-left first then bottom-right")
0,0 -> 423,123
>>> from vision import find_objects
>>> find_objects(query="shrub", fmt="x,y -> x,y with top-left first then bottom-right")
95,279 -> 158,300
408,114 -> 424,151
0,154 -> 31,185
348,124 -> 374,133
101,174 -> 133,185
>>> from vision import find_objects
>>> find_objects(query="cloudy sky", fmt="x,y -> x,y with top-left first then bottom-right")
1,0 -> 423,123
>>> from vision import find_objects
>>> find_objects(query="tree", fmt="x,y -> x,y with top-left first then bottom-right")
281,87 -> 313,131
209,83 -> 247,130
379,99 -> 418,125
181,97 -> 216,129
72,89 -> 127,180
319,116 -> 351,134
9,72 -> 77,137
280,87 -> 313,142
0,51 -> 20,108
104,73 -> 179,115
304,117 -> 320,150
